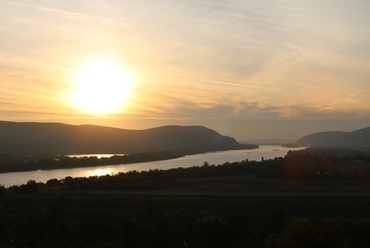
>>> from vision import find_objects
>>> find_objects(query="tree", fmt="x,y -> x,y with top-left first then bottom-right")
64,176 -> 76,189
266,217 -> 349,248
0,185 -> 5,197
46,178 -> 60,187
20,180 -> 38,194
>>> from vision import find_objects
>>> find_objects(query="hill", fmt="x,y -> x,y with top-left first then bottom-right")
240,139 -> 295,145
295,127 -> 370,147
0,121 -> 254,154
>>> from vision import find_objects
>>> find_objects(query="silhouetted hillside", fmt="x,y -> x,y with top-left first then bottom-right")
240,139 -> 295,145
0,121 -> 254,154
295,127 -> 370,147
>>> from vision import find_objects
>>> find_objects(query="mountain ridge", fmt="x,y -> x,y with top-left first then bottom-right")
295,127 -> 370,147
0,121 -> 254,154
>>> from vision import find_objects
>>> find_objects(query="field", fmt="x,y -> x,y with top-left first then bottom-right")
2,172 -> 370,247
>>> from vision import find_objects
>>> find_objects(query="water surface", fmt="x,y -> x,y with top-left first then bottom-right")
0,145 -> 303,187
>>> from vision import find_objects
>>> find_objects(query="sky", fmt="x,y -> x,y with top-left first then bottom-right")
1,0 -> 370,141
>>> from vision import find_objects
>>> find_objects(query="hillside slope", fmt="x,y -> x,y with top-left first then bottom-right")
295,127 -> 370,147
0,121 -> 253,154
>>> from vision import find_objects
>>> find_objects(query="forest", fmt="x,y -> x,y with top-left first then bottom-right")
0,149 -> 215,173
1,148 -> 370,247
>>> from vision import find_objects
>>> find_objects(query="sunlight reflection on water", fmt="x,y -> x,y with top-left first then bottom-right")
0,145 -> 304,187
68,154 -> 125,159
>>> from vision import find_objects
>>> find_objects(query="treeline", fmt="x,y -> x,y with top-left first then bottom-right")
6,159 -> 262,193
4,148 -> 370,193
286,148 -> 370,162
281,148 -> 370,179
0,149 -> 210,173
2,193 -> 370,247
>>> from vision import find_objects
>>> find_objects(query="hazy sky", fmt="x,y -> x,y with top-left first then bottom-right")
1,0 -> 370,140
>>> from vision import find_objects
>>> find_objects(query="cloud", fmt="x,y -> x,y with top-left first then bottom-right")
203,79 -> 283,92
0,1 -> 130,26
0,0 -> 370,128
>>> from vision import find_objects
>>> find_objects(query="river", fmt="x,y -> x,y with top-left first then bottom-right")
0,145 -> 303,187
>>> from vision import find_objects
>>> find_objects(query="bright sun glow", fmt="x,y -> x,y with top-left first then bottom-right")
89,168 -> 113,177
70,60 -> 133,114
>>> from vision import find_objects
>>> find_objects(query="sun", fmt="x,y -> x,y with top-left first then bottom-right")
69,59 -> 133,114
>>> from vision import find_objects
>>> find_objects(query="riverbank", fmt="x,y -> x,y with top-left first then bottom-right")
0,146 -> 305,187
0,146 -> 259,174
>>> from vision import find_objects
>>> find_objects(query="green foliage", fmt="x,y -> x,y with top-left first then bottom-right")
0,185 -> 6,197
193,215 -> 231,247
3,147 -> 370,246
266,217 -> 349,248
19,180 -> 38,194
1,192 -> 370,247
95,238 -> 125,248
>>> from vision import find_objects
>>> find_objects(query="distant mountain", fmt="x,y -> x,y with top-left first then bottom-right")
295,127 -> 370,147
0,121 -> 254,154
240,139 -> 295,145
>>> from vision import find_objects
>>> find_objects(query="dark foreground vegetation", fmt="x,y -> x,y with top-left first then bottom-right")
2,148 -> 370,247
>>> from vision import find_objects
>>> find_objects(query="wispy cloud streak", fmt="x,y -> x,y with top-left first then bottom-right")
203,80 -> 283,92
0,0 -> 130,26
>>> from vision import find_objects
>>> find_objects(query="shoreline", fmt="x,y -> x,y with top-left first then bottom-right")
0,146 -> 259,174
